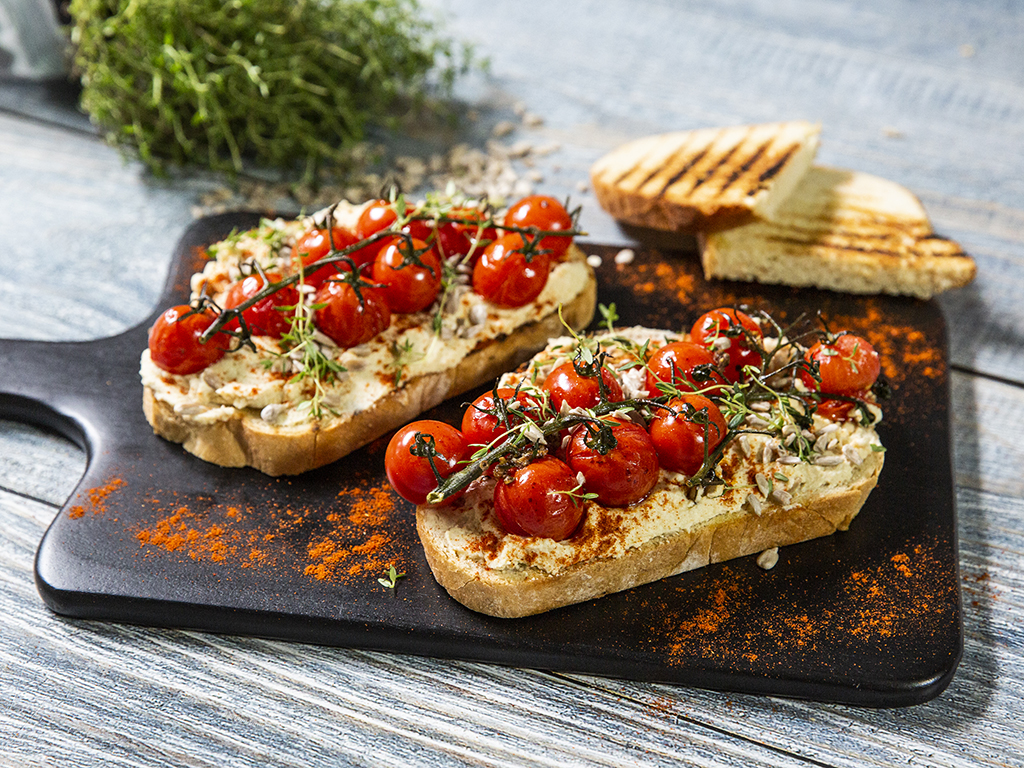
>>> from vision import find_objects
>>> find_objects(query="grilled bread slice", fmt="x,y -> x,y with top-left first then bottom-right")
140,201 -> 597,476
590,121 -> 820,233
415,326 -> 885,618
700,166 -> 976,298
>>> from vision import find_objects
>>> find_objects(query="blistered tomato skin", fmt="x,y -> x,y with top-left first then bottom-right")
148,305 -> 230,375
800,333 -> 881,395
223,272 -> 299,338
472,233 -> 551,308
566,420 -> 660,507
690,308 -> 763,382
503,195 -> 574,259
648,394 -> 728,476
314,280 -> 391,349
543,362 -> 624,412
646,341 -> 727,397
493,456 -> 585,540
385,421 -> 468,505
372,238 -> 443,314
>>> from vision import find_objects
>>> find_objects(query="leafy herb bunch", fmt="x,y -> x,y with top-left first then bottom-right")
69,0 -> 476,176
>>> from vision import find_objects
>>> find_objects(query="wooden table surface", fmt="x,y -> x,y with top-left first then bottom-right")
2,1 -> 1023,765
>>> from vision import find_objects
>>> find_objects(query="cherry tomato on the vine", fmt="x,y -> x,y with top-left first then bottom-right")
292,226 -> 361,287
566,419 -> 660,507
690,308 -> 763,382
371,238 -> 443,314
356,200 -> 433,242
436,208 -> 497,259
222,272 -> 299,338
313,279 -> 391,349
472,233 -> 551,308
542,361 -> 624,413
646,341 -> 727,396
385,420 -> 468,505
493,456 -> 586,540
503,195 -> 574,259
648,394 -> 728,476
799,333 -> 881,395
148,305 -> 231,375
461,388 -> 538,450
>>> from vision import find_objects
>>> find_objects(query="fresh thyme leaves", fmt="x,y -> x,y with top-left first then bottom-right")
271,296 -> 347,420
391,337 -> 421,387
378,565 -> 405,590
70,0 -> 477,177
598,302 -> 619,332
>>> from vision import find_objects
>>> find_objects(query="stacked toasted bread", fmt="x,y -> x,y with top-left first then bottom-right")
591,122 -> 975,298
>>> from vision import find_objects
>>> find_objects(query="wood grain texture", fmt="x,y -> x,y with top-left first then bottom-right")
2,0 -> 1024,764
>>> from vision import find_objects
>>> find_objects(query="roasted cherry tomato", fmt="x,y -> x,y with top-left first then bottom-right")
461,388 -> 538,450
293,226 -> 362,286
148,305 -> 230,375
565,419 -> 660,507
356,199 -> 433,242
646,341 -> 727,396
690,308 -> 763,382
799,333 -> 881,395
815,396 -> 864,421
436,208 -> 497,259
371,238 -> 443,314
385,420 -> 468,505
313,279 -> 391,349
472,233 -> 551,308
503,195 -> 574,259
493,456 -> 586,540
222,272 -> 299,338
648,394 -> 728,476
542,361 -> 624,413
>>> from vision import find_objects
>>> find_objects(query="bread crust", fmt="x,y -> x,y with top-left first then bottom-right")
416,459 -> 882,619
143,268 -> 597,476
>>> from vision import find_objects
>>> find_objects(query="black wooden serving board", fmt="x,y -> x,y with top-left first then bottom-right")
3,213 -> 962,707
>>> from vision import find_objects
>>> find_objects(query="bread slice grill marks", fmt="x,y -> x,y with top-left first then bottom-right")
699,166 -> 977,297
590,121 -> 821,231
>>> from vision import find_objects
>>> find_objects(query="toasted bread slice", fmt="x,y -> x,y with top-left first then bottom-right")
590,121 -> 820,232
140,198 -> 597,476
414,326 -> 885,618
142,271 -> 596,476
700,166 -> 976,298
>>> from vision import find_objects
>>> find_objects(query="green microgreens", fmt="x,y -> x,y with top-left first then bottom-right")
378,565 -> 405,590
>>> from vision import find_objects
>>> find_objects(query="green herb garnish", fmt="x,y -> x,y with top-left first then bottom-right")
70,0 -> 477,177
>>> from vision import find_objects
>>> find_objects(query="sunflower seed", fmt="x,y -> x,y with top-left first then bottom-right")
757,548 -> 779,570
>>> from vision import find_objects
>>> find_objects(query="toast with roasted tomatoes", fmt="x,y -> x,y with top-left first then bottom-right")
387,308 -> 886,618
140,192 -> 596,476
